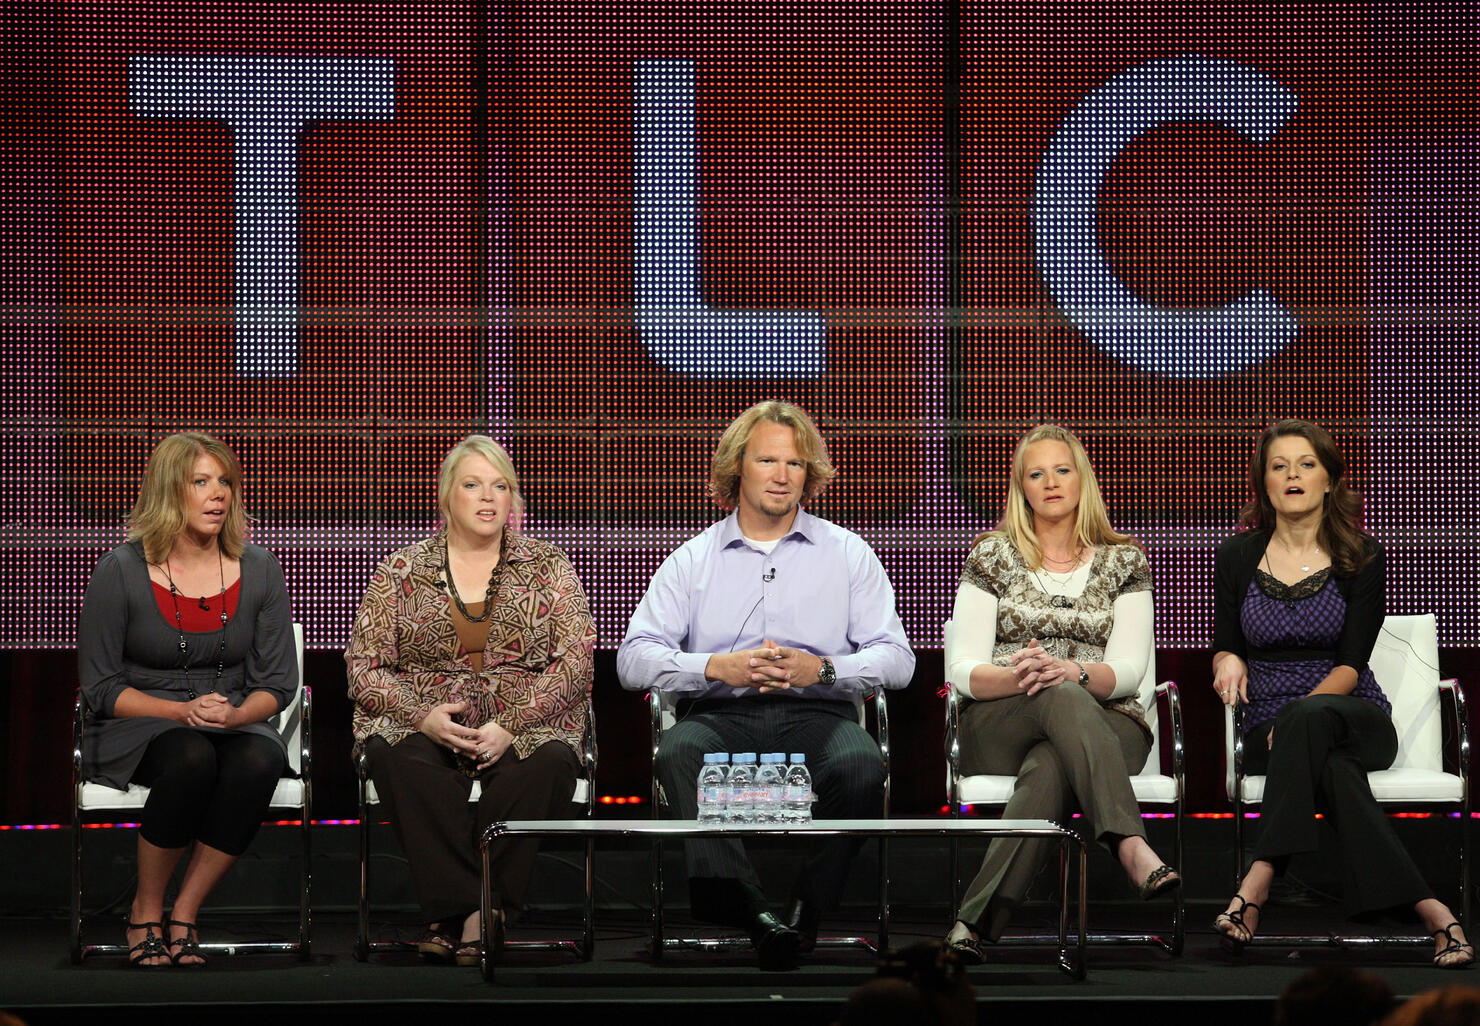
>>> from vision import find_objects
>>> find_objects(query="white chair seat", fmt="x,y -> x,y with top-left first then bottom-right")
362,777 -> 590,806
79,776 -> 309,812
1235,769 -> 1463,805
956,771 -> 1179,807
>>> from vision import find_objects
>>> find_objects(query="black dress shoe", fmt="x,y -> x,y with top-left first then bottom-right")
749,912 -> 801,971
786,898 -> 821,954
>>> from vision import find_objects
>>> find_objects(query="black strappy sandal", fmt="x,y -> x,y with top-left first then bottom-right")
1433,922 -> 1475,970
126,919 -> 169,968
1213,894 -> 1260,955
166,919 -> 207,968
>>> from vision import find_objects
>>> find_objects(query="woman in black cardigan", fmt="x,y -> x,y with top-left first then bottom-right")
1210,420 -> 1470,968
78,433 -> 297,967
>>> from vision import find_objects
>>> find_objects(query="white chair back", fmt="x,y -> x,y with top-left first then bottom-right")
271,624 -> 307,776
1372,613 -> 1442,773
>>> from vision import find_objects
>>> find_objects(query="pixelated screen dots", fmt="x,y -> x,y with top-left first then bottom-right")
634,59 -> 827,379
510,1 -> 941,521
954,1 -> 1370,527
129,55 -> 397,378
1032,54 -> 1300,379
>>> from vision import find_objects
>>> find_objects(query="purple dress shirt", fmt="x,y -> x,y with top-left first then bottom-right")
616,508 -> 915,700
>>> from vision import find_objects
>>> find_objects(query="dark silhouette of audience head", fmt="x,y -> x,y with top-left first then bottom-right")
1275,966 -> 1396,1026
837,941 -> 975,1026
1381,985 -> 1480,1026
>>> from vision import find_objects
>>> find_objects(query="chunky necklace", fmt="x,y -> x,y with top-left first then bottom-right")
155,545 -> 231,694
444,535 -> 506,624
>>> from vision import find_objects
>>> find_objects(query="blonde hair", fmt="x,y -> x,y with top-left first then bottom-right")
126,432 -> 250,562
438,435 -> 525,530
707,400 -> 836,510
976,424 -> 1132,568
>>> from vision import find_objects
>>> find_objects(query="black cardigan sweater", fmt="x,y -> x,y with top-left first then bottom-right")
1212,528 -> 1385,675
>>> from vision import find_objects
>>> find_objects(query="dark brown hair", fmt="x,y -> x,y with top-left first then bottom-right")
1238,419 -> 1370,577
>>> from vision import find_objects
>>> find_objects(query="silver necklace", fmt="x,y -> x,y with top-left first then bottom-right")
1033,566 -> 1079,609
1274,536 -> 1322,574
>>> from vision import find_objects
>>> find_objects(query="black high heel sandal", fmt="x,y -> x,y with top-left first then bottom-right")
126,918 -> 169,968
1213,894 -> 1259,955
166,918 -> 207,968
1433,922 -> 1475,970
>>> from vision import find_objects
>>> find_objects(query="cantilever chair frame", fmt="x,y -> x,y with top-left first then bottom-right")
353,697 -> 598,962
1225,612 -> 1470,947
647,685 -> 893,955
71,623 -> 312,963
943,618 -> 1185,955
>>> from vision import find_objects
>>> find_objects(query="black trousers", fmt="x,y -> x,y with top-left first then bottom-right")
654,696 -> 884,924
131,728 -> 285,856
365,733 -> 579,923
1246,694 -> 1432,916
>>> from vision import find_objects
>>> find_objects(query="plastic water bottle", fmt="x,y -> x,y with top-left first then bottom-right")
755,753 -> 786,823
784,753 -> 813,824
697,753 -> 730,825
728,753 -> 758,824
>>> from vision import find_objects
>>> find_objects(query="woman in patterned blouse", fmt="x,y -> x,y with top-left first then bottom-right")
943,424 -> 1179,963
1211,420 -> 1471,968
347,435 -> 596,966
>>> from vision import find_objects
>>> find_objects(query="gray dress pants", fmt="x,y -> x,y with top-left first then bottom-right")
956,683 -> 1150,940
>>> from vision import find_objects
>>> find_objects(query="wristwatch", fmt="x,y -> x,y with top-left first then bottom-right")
1076,663 -> 1091,688
817,656 -> 836,687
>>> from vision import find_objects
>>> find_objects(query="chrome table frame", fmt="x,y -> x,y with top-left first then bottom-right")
479,817 -> 1088,981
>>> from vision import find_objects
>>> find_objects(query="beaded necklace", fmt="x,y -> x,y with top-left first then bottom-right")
155,544 -> 231,698
443,533 -> 507,624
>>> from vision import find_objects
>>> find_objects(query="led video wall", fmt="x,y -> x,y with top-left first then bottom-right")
3,1 -> 1476,647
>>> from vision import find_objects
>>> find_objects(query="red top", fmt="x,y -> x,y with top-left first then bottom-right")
151,579 -> 241,631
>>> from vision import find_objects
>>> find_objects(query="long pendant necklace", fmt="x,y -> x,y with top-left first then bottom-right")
156,545 -> 231,697
444,535 -> 506,623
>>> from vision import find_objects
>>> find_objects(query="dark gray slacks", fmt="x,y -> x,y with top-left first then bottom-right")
1245,693 -> 1432,916
956,683 -> 1150,940
364,733 -> 579,923
655,696 -> 885,920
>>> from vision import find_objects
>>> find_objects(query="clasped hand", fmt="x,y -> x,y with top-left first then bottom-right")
181,693 -> 239,728
1009,639 -> 1070,696
419,701 -> 513,767
707,639 -> 822,692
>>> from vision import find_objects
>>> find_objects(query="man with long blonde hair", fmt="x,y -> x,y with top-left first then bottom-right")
619,400 -> 915,970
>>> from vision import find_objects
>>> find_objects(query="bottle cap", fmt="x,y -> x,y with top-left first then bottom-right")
790,753 -> 805,762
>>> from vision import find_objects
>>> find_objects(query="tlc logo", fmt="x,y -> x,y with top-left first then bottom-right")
128,53 -> 1299,382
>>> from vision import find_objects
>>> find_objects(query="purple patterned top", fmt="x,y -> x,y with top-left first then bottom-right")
1240,569 -> 1391,734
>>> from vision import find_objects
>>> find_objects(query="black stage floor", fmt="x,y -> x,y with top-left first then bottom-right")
3,904 -> 1470,1026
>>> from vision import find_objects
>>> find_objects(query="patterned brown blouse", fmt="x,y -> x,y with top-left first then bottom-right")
347,529 -> 596,773
959,535 -> 1153,739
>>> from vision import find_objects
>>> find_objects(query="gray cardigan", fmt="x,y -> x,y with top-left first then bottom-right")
77,541 -> 297,789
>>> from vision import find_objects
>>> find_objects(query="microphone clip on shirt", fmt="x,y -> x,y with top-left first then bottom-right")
762,567 -> 777,582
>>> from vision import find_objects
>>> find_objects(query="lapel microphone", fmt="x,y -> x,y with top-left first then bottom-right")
762,567 -> 777,582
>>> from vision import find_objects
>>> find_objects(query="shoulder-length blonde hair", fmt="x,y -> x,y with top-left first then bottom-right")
1238,419 -> 1371,577
126,432 -> 251,562
707,400 -> 837,510
437,435 -> 525,531
975,424 -> 1133,568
